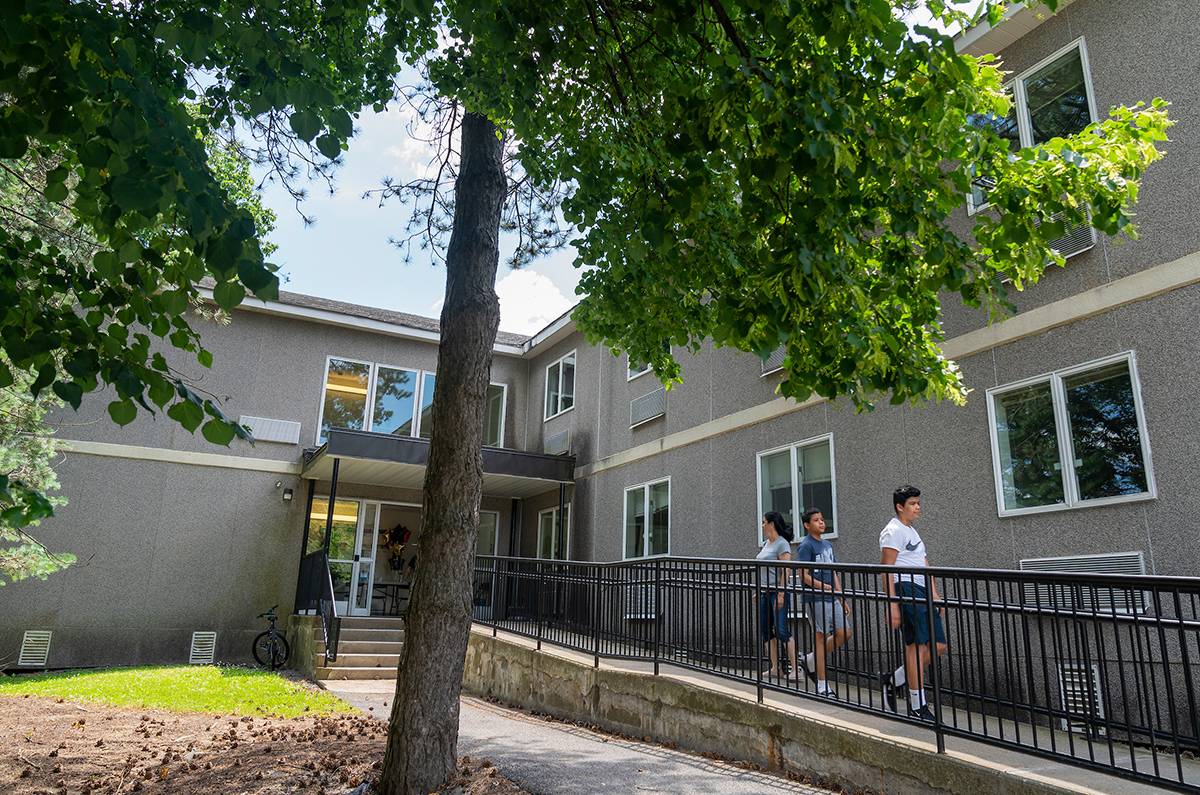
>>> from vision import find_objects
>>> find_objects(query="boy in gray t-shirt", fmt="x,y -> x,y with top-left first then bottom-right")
793,508 -> 851,697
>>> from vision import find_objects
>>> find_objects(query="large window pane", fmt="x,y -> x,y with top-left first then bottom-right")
545,362 -> 561,418
649,481 -> 670,555
484,384 -> 505,447
969,92 -> 1020,209
537,506 -> 570,560
307,498 -> 361,559
1064,362 -> 1149,500
372,366 -> 418,436
799,440 -> 835,535
477,512 -> 498,556
417,372 -> 437,439
625,488 -> 645,559
993,382 -> 1065,510
320,359 -> 370,442
1024,48 -> 1091,144
560,353 -> 576,411
760,450 -> 793,526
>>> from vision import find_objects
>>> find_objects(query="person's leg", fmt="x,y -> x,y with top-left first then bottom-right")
773,594 -> 791,675
814,632 -> 827,681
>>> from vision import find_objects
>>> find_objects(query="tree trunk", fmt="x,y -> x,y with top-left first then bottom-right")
379,111 -> 505,794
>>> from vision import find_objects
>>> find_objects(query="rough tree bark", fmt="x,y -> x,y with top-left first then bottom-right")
379,111 -> 505,794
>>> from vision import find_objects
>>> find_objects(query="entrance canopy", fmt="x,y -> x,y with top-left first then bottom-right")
302,429 -> 575,499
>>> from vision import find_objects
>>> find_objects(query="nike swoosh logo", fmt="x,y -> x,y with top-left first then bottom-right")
905,541 -> 921,551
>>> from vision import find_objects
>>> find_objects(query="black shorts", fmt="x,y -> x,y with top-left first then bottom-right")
897,582 -> 946,647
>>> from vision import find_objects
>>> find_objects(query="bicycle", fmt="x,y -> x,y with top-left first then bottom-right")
252,605 -> 291,670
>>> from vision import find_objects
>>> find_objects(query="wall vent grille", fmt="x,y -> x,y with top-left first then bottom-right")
630,388 -> 666,428
761,346 -> 786,375
18,630 -> 52,668
1019,552 -> 1146,614
1058,663 -> 1106,735
189,632 -> 217,665
543,429 -> 570,455
238,416 -> 302,445
1039,208 -> 1096,259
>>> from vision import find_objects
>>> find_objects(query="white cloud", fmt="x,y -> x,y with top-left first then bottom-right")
496,270 -> 574,335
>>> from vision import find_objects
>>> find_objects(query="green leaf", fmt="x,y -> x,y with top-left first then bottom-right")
107,399 -> 137,426
52,381 -> 84,409
44,181 -> 68,202
201,418 -> 237,445
197,348 -> 213,368
148,377 -> 174,408
316,133 -> 341,160
212,280 -> 246,310
167,400 -> 205,432
289,109 -> 322,142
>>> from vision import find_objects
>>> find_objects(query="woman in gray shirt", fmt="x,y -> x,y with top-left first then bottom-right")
757,511 -> 797,678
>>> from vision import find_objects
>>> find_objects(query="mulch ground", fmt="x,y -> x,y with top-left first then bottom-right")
0,696 -> 526,795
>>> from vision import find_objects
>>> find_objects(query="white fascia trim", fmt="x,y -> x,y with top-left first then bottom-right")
198,288 -> 526,358
954,2 -> 1071,57
578,249 -> 1200,480
523,310 -> 578,357
60,439 -> 301,474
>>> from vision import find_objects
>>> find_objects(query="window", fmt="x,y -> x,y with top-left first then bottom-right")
628,357 -> 652,381
317,357 -> 506,446
624,478 -> 670,559
476,511 -> 500,556
967,39 -> 1097,214
987,353 -> 1155,516
305,497 -> 362,558
544,350 -> 576,419
756,435 -> 837,541
536,505 -> 571,560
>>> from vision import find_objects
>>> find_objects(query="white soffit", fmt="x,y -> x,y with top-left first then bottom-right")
955,2 -> 1073,58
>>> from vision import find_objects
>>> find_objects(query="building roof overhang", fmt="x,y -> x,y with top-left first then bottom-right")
301,429 -> 574,499
954,1 -> 1073,57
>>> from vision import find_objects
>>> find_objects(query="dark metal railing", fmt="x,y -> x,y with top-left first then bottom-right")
472,554 -> 1200,792
294,549 -> 341,664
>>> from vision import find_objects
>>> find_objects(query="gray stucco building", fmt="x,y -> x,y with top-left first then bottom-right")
4,0 -> 1199,671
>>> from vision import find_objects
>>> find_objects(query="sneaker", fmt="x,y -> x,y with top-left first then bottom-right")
907,704 -> 935,722
800,657 -> 817,685
878,673 -> 898,713
816,683 -> 838,699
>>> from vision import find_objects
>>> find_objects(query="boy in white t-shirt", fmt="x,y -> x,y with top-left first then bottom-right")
879,485 -> 947,722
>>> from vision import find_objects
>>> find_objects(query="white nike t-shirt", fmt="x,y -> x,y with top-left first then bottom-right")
879,517 -> 927,588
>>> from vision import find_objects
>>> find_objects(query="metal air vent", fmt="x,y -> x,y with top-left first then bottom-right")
1038,207 -> 1096,259
1020,551 -> 1146,614
623,582 -> 659,620
630,388 -> 666,428
1058,663 -> 1106,736
239,416 -> 302,444
544,429 -> 570,456
189,631 -> 217,665
761,346 -> 786,375
18,630 -> 52,668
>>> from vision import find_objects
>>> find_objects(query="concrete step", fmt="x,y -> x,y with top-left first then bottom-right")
338,639 -> 405,655
339,616 -> 406,631
315,652 -> 401,669
315,665 -> 400,681
338,627 -> 405,643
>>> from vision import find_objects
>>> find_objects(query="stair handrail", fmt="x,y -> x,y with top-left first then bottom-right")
317,551 -> 341,665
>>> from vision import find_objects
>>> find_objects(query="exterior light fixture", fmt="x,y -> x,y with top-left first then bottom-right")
282,488 -> 294,502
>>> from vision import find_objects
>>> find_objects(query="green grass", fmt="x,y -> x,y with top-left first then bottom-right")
0,665 -> 355,717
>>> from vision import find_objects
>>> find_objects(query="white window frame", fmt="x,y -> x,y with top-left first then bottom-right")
316,356 -> 506,447
985,351 -> 1156,518
536,504 -> 572,560
483,382 -> 508,448
622,477 -> 671,560
967,38 -> 1099,216
544,349 -> 577,421
476,509 -> 502,556
755,433 -> 839,543
627,355 -> 652,382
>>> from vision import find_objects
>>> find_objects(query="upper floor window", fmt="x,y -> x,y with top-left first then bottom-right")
968,39 -> 1097,214
536,505 -> 571,560
318,357 -> 506,446
544,350 -> 576,420
986,352 -> 1155,517
757,435 -> 838,541
624,478 -> 670,559
628,356 -> 652,381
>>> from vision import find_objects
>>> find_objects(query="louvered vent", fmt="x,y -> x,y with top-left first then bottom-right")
630,388 -> 666,428
544,429 -> 570,455
1038,207 -> 1096,259
1058,663 -> 1106,735
189,631 -> 217,665
18,630 -> 52,668
239,416 -> 302,444
623,582 -> 659,620
761,346 -> 786,375
1020,552 -> 1146,614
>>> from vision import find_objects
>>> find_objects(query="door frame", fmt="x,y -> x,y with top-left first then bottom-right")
355,499 -> 423,617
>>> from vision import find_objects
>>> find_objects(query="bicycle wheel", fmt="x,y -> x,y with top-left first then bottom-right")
253,631 -> 291,670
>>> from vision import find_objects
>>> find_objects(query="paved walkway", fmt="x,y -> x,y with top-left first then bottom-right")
326,681 -> 835,794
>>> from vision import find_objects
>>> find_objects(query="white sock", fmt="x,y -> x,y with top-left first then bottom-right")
805,652 -> 816,670
817,679 -> 827,690
893,665 -> 906,687
909,689 -> 923,708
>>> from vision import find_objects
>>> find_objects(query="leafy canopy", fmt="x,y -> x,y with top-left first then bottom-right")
429,0 -> 1170,407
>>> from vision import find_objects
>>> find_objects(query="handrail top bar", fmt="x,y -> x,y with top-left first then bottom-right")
474,553 -> 1200,589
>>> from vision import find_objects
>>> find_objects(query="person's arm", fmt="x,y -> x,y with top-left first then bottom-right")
777,550 -> 791,608
881,546 -> 900,628
834,570 -> 850,615
926,555 -> 943,612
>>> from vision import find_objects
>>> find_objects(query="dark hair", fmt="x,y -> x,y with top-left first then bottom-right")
763,511 -> 794,542
801,508 -> 824,526
893,485 -> 921,513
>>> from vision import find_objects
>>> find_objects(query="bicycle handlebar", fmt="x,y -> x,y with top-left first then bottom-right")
256,604 -> 279,618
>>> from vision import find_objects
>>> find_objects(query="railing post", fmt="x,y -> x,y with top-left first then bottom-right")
924,577 -> 945,753
653,558 -> 662,677
536,560 -> 544,651
755,561 -> 763,704
492,557 -> 499,637
593,564 -> 601,668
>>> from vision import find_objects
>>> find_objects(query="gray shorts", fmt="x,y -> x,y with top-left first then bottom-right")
807,598 -> 847,635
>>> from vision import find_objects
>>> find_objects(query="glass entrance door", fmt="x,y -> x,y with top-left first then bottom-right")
315,498 -> 362,616
348,502 -> 380,617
